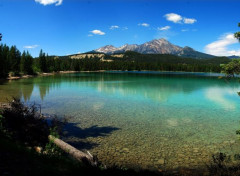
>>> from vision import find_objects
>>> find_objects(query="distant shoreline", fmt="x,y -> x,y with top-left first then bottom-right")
4,69 -> 226,81
6,71 -> 81,80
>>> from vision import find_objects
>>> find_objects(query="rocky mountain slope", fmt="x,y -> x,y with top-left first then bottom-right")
94,38 -> 215,59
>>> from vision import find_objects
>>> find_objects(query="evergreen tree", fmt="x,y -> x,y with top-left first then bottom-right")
25,51 -> 33,74
20,51 -> 33,74
20,51 -> 26,73
0,34 -> 9,78
8,46 -> 21,75
0,44 -> 7,77
2,44 -> 10,73
39,49 -> 47,72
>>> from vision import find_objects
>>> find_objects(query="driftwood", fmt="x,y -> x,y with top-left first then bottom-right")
48,135 -> 98,166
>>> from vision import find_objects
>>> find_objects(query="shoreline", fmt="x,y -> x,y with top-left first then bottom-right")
6,71 -> 81,80
5,70 -> 224,81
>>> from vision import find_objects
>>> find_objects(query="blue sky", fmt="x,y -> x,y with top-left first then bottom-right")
0,0 -> 239,57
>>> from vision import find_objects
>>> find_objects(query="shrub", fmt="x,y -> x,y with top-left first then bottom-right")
0,98 -> 65,148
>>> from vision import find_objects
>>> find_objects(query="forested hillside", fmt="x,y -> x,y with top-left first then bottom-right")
0,44 -> 231,79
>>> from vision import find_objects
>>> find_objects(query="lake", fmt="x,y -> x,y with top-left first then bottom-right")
1,71 -> 240,170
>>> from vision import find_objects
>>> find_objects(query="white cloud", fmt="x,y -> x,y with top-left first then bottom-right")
110,25 -> 119,30
138,23 -> 150,27
88,34 -> 93,37
23,45 -> 39,49
205,33 -> 240,56
164,13 -> 197,24
122,27 -> 128,30
90,30 -> 105,35
35,0 -> 63,6
183,18 -> 197,24
158,26 -> 171,31
205,87 -> 237,110
164,13 -> 182,23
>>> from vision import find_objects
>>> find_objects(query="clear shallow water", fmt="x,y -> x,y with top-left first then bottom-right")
1,71 -> 240,170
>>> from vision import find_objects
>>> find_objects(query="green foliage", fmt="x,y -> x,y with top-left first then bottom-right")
44,126 -> 65,157
8,46 -> 21,75
0,99 -> 50,147
0,43 -> 232,79
37,51 -> 228,73
234,23 -> 240,42
49,126 -> 60,138
0,41 -> 35,78
221,59 -> 240,77
44,140 -> 64,157
207,151 -> 240,176
0,98 -> 66,148
20,51 -> 34,74
0,43 -> 35,78
0,44 -> 10,78
39,49 -> 47,72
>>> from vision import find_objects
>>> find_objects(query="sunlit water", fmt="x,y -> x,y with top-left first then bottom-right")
1,71 -> 240,170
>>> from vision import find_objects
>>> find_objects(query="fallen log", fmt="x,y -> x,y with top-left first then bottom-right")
48,135 -> 98,166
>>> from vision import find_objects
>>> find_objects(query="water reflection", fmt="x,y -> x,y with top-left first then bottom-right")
205,87 -> 237,110
1,72 -> 240,106
20,83 -> 34,102
1,72 -> 240,169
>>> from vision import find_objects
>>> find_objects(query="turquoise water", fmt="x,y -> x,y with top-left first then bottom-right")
1,71 -> 240,170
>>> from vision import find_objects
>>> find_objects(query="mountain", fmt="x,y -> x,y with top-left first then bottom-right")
228,55 -> 240,59
94,38 -> 215,59
94,45 -> 118,54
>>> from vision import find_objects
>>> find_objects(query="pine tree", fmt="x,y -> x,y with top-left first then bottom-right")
20,51 -> 33,74
0,44 -> 6,77
20,51 -> 26,73
39,49 -> 47,72
8,46 -> 21,75
25,51 -> 33,74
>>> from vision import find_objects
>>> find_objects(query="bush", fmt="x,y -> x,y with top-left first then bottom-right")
0,98 -> 64,148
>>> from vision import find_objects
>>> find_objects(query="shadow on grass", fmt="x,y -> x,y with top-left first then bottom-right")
62,122 -> 120,150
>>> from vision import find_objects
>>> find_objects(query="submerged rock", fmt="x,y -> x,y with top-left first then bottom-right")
158,158 -> 165,165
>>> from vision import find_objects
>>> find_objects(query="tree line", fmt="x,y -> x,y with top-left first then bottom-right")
25,50 -> 233,74
0,44 -> 33,78
0,43 -> 231,79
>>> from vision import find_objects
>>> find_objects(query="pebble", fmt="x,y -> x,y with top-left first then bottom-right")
122,148 -> 130,152
158,158 -> 165,165
178,154 -> 185,157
